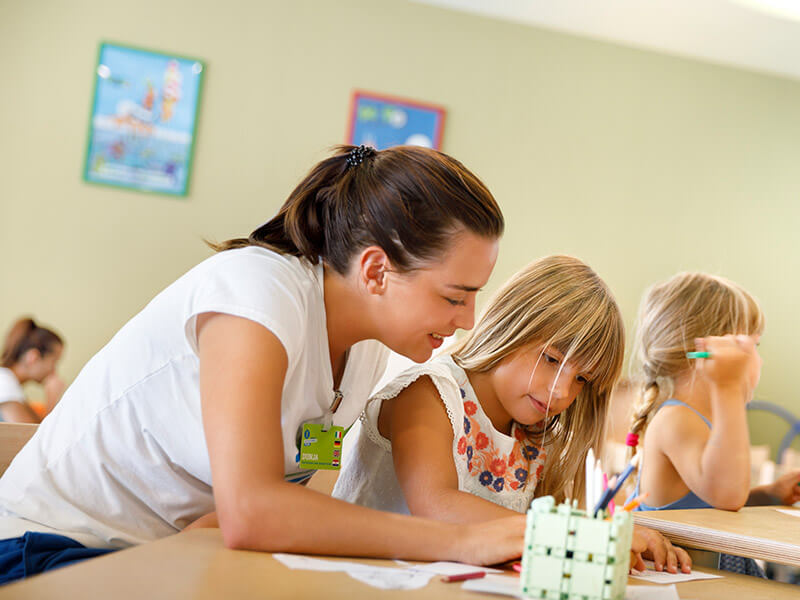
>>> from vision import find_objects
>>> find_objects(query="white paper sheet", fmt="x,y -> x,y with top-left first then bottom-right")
272,553 -> 368,572
775,508 -> 800,518
625,584 -> 681,600
462,577 -> 686,600
272,553 -> 435,590
345,568 -> 434,590
629,560 -> 723,584
462,574 -> 524,598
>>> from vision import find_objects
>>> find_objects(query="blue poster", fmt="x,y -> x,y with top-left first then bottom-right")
347,91 -> 445,151
84,43 -> 204,196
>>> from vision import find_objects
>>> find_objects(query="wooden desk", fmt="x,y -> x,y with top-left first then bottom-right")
633,506 -> 800,567
1,529 -> 797,599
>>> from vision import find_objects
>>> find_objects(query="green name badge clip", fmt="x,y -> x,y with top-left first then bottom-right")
299,423 -> 344,470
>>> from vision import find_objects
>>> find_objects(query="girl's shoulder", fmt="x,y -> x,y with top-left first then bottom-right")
363,355 -> 466,436
652,398 -> 712,429
645,398 -> 712,454
372,355 -> 463,409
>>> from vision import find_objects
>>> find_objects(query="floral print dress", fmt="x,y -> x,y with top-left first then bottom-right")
332,354 -> 547,514
447,358 -> 547,512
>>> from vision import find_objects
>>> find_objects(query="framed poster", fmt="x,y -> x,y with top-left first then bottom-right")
83,42 -> 204,196
346,90 -> 446,150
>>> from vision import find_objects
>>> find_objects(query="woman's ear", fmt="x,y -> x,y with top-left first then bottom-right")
358,246 -> 391,295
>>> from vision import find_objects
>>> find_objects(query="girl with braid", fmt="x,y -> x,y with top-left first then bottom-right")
627,272 -> 800,576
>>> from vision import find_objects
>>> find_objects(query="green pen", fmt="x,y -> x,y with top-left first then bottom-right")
686,351 -> 711,359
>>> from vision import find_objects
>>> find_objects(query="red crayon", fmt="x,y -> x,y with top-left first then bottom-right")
441,571 -> 487,583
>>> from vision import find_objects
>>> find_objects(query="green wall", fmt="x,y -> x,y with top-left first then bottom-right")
2,0 -> 798,451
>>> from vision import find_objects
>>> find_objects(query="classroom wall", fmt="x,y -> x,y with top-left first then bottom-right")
1,0 -> 798,452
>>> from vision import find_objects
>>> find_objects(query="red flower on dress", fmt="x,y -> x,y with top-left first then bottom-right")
490,458 -> 507,477
509,481 -> 519,491
464,401 -> 478,416
457,436 -> 467,455
475,432 -> 489,450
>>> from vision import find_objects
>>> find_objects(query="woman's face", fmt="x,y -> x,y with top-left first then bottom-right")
377,232 -> 499,363
490,343 -> 591,427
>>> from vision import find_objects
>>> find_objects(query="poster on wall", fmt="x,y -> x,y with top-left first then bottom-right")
83,42 -> 204,196
346,90 -> 446,151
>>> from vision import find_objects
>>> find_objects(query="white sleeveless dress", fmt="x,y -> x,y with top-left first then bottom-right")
333,354 -> 547,514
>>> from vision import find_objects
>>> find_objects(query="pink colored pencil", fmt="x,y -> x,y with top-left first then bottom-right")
441,571 -> 487,583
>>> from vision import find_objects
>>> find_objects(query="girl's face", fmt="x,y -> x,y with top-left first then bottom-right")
490,343 -> 591,427
27,344 -> 63,383
379,232 -> 499,363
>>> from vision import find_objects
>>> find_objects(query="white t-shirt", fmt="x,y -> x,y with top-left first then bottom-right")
0,247 -> 388,548
332,355 -> 546,515
0,368 -> 24,405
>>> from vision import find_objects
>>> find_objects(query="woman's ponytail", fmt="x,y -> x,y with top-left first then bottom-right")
210,145 -> 503,275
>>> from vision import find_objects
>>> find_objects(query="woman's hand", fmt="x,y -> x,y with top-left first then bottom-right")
630,524 -> 692,573
454,515 -> 526,565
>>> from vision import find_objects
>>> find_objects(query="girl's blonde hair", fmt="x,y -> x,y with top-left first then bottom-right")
451,255 -> 625,503
629,272 -> 765,456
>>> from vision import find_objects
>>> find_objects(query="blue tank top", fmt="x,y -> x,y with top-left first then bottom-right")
631,399 -> 713,511
630,400 -> 766,578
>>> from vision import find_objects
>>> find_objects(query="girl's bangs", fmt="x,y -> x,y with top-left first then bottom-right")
548,306 -> 622,393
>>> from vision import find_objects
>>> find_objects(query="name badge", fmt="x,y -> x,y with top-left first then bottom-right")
298,423 -> 344,470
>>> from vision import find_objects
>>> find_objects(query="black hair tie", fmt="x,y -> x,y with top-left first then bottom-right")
345,145 -> 376,168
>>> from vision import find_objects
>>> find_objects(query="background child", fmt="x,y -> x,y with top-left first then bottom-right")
0,317 -> 65,423
627,272 -> 800,576
334,255 -> 691,573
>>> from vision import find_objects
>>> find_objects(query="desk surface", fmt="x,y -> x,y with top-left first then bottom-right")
1,529 -> 798,599
633,505 -> 800,567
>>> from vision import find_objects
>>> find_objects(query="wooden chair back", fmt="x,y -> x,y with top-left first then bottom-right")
0,423 -> 37,475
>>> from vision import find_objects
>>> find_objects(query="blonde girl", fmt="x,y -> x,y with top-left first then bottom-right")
335,255 -> 691,573
627,272 -> 800,576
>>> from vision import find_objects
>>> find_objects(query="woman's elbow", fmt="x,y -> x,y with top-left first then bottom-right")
216,494 -> 277,550
218,509 -> 257,550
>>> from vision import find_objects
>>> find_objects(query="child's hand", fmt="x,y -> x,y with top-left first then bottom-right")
755,470 -> 800,506
43,373 -> 66,410
630,525 -> 692,574
695,335 -> 759,395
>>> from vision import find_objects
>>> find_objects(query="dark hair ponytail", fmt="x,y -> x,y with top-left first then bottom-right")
210,145 -> 504,274
1,317 -> 63,368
